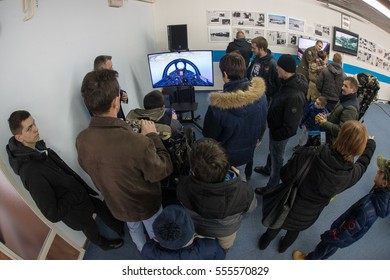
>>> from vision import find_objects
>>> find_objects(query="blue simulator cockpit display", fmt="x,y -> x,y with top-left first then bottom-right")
147,50 -> 214,88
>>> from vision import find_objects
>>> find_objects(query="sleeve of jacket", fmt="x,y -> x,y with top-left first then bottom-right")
272,95 -> 304,140
321,107 -> 358,141
346,139 -> 376,188
268,61 -> 281,98
23,174 -> 71,223
202,106 -> 223,140
139,133 -> 173,183
316,71 -> 324,93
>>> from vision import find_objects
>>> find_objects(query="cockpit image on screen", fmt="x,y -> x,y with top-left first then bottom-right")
147,50 -> 214,88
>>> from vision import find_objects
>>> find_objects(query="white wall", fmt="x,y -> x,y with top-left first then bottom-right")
0,0 -> 156,245
153,0 -> 390,98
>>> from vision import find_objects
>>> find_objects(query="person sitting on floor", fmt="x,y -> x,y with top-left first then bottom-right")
141,204 -> 226,260
126,90 -> 183,140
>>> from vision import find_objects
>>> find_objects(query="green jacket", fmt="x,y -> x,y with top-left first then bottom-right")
322,93 -> 359,144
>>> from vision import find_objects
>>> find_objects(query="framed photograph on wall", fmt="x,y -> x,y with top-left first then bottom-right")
288,17 -> 305,33
208,27 -> 231,42
341,14 -> 350,30
266,30 -> 287,45
267,13 -> 286,30
207,10 -> 231,26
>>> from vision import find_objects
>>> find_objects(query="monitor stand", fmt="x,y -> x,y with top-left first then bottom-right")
170,86 -> 203,131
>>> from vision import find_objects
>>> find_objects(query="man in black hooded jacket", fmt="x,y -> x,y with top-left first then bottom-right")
6,110 -> 124,251
226,31 -> 252,67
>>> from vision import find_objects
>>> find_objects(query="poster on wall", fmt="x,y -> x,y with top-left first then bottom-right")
253,28 -> 265,39
288,17 -> 305,33
375,57 -> 390,71
314,23 -> 330,38
231,11 -> 266,27
267,14 -> 286,30
359,37 -> 376,53
341,14 -> 350,30
208,27 -> 231,42
357,49 -> 375,65
266,30 -> 287,45
207,10 -> 231,26
288,33 -> 298,46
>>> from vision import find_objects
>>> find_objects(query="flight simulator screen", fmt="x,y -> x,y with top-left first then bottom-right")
147,50 -> 214,88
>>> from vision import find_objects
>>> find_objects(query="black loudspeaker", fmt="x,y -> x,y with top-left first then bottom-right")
167,24 -> 188,51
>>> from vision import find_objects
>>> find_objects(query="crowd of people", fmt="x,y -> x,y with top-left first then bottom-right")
5,34 -> 389,260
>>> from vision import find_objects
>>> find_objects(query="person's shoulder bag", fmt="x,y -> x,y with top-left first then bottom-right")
262,151 -> 316,229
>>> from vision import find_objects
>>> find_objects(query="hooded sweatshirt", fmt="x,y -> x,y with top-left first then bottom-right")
226,38 -> 252,67
316,62 -> 347,102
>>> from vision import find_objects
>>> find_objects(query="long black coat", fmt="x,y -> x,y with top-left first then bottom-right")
280,139 -> 376,231
6,138 -> 98,230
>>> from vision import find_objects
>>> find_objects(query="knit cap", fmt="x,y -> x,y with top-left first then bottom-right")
377,156 -> 390,188
153,205 -> 195,250
277,54 -> 296,73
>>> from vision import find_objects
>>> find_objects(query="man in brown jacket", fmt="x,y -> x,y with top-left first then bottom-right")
76,70 -> 173,252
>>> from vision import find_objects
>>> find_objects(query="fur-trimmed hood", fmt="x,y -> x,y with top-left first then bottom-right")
208,77 -> 266,110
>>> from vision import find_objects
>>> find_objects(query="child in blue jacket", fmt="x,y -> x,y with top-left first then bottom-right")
293,155 -> 390,260
293,96 -> 328,150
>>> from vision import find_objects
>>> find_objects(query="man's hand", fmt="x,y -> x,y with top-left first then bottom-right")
315,113 -> 327,125
140,120 -> 157,136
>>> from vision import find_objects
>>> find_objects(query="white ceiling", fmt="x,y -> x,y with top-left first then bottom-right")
317,0 -> 390,34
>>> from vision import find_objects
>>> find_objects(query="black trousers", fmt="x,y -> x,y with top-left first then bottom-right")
81,196 -> 123,245
261,227 -> 300,251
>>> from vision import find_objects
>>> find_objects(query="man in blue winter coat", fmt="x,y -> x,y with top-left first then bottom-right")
293,155 -> 390,260
203,52 -> 268,181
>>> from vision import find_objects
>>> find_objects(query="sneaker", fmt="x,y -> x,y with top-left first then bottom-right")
292,250 -> 307,260
292,145 -> 301,152
254,186 -> 268,196
253,166 -> 270,176
98,238 -> 124,251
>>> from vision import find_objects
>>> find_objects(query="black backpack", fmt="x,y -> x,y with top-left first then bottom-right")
160,127 -> 196,206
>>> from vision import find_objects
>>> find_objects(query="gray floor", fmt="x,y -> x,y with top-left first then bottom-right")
84,91 -> 390,260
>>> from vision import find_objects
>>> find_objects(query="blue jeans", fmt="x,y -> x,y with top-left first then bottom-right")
264,133 -> 289,189
126,206 -> 163,252
306,241 -> 339,260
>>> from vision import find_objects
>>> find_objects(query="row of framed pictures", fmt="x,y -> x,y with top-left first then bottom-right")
207,10 -> 331,38
208,27 -> 314,48
358,37 -> 390,72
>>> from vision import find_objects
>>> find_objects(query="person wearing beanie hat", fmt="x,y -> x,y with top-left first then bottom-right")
141,205 -> 226,260
293,155 -> 390,260
277,54 -> 297,73
254,54 -> 307,196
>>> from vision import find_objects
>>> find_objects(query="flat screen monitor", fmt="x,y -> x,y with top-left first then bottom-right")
332,27 -> 359,56
147,50 -> 214,88
297,38 -> 330,60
